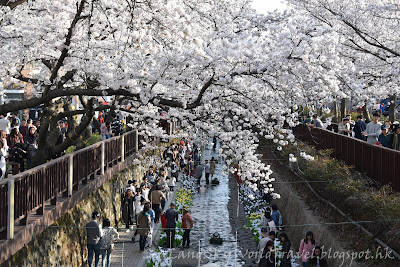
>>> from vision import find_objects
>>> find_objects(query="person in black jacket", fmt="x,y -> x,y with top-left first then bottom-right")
122,188 -> 135,231
258,240 -> 276,267
353,115 -> 367,141
25,126 -> 38,169
279,233 -> 292,267
307,246 -> 328,267
111,115 -> 123,136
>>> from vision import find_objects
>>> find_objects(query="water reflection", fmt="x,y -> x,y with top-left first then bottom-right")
190,143 -> 243,266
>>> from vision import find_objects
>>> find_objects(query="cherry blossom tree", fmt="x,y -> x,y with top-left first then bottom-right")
288,0 -> 400,119
4,0 -> 384,196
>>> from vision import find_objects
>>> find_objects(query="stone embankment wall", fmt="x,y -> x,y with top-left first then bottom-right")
274,181 -> 363,267
2,151 -> 160,267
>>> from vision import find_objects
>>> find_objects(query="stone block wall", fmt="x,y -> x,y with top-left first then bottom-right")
3,162 -> 144,267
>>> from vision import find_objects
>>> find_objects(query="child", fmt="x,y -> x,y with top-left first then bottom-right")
160,211 -> 167,229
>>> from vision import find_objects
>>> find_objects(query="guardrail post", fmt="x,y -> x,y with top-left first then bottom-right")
135,130 -> 138,153
101,142 -> 105,175
7,180 -> 14,240
121,135 -> 125,162
68,154 -> 73,197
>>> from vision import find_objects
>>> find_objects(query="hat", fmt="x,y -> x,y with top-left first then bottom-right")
260,227 -> 269,238
381,124 -> 388,130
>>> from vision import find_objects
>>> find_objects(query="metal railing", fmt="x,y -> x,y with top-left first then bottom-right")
293,124 -> 400,191
0,130 -> 141,240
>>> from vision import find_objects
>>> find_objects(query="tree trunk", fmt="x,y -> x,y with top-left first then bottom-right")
389,94 -> 397,123
340,98 -> 346,121
362,100 -> 371,123
332,101 -> 339,123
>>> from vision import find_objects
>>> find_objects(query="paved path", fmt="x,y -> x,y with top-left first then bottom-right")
109,183 -> 180,267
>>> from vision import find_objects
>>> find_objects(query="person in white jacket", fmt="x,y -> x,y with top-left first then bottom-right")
0,115 -> 10,135
167,176 -> 176,191
0,140 -> 6,180
260,211 -> 277,233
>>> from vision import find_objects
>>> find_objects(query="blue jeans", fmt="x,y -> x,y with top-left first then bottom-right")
139,235 -> 147,251
303,262 -> 309,267
101,248 -> 112,267
87,243 -> 100,267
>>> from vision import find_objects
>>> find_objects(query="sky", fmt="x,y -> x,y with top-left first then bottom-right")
251,0 -> 287,14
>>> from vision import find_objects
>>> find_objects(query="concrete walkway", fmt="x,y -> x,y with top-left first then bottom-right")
109,182 -> 180,267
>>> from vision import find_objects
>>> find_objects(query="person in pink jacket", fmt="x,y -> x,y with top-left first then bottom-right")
299,231 -> 317,267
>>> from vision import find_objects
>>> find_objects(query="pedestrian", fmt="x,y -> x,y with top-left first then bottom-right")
136,204 -> 151,253
307,246 -> 328,267
110,114 -> 123,136
378,124 -> 392,148
210,157 -> 216,179
187,156 -> 194,176
165,202 -> 179,248
194,163 -> 204,185
150,185 -> 165,223
363,113 -> 382,145
100,218 -> 119,267
86,211 -> 103,267
353,115 -> 367,141
310,114 -> 324,128
125,180 -> 135,193
0,140 -> 6,180
270,204 -> 282,229
391,124 -> 400,150
19,120 -> 28,137
132,197 -> 145,242
299,231 -> 317,267
7,128 -> 25,172
167,176 -> 176,192
181,206 -> 194,248
160,211 -> 167,229
0,115 -> 11,135
25,126 -> 38,169
1,130 -> 8,156
279,233 -> 292,267
258,230 -> 276,263
10,113 -> 20,128
338,118 -> 351,136
260,211 -> 277,232
100,121 -> 111,140
122,188 -> 135,232
147,204 -> 155,247
171,161 -> 179,182
258,240 -> 276,267
204,160 -> 211,184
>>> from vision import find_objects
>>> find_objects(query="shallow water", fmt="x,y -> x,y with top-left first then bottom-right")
189,142 -> 244,267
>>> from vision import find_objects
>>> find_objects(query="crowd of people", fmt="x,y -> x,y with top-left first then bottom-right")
97,111 -> 123,140
0,110 -> 125,180
257,205 -> 328,267
337,112 -> 400,149
85,139 -> 198,267
304,110 -> 400,150
0,113 -> 40,178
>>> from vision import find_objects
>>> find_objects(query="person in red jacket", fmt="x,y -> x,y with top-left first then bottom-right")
181,207 -> 194,248
160,211 -> 167,229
